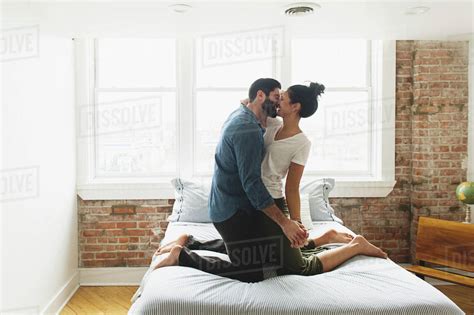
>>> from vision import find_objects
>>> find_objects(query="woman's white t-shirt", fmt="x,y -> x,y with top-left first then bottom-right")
262,118 -> 311,198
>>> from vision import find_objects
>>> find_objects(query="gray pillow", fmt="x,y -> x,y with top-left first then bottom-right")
300,178 -> 343,224
167,178 -> 212,223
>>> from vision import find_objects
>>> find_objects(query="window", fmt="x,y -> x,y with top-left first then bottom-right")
291,39 -> 372,177
76,35 -> 395,199
193,31 -> 279,175
83,39 -> 177,181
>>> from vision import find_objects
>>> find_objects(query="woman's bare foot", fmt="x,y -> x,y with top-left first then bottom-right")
153,245 -> 183,270
315,229 -> 354,246
350,235 -> 388,259
154,234 -> 189,256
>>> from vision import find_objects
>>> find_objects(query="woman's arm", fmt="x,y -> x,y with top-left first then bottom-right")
285,162 -> 306,222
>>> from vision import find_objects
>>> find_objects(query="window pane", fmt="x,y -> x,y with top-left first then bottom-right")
194,91 -> 245,174
97,39 -> 176,88
300,91 -> 371,173
94,92 -> 176,177
292,39 -> 368,87
196,33 -> 276,88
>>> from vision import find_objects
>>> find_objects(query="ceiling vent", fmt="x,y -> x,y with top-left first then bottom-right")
284,2 -> 320,17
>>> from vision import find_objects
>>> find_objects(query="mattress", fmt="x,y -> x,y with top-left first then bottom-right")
129,221 -> 464,315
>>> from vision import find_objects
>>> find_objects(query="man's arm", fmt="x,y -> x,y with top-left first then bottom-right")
232,125 -> 274,211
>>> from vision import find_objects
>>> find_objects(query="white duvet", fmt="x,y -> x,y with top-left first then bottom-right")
129,221 -> 464,315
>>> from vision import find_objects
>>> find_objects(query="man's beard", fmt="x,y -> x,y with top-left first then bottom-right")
262,97 -> 278,118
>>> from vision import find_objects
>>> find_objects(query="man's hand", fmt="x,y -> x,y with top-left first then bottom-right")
262,204 -> 309,248
282,219 -> 309,248
297,221 -> 310,246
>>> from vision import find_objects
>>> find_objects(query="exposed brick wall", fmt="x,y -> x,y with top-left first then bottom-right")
408,41 -> 469,259
78,40 -> 469,268
331,41 -> 469,264
78,199 -> 173,267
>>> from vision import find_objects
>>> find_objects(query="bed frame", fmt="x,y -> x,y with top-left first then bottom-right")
405,216 -> 474,287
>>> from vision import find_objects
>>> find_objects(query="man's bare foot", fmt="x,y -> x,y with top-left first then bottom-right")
350,235 -> 388,259
316,229 -> 354,246
154,234 -> 189,256
153,245 -> 182,270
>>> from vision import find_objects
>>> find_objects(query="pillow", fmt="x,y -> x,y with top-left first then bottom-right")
300,178 -> 343,224
167,178 -> 212,223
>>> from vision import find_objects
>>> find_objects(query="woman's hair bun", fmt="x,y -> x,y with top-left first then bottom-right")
309,82 -> 325,97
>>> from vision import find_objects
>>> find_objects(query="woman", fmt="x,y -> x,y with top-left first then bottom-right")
156,82 -> 353,257
259,82 -> 354,250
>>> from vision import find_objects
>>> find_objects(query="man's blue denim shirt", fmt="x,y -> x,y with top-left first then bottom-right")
209,105 -> 275,223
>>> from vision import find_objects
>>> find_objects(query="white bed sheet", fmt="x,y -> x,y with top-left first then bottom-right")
129,221 -> 464,315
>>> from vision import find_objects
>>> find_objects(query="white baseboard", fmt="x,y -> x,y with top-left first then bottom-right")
79,267 -> 148,286
41,271 -> 80,315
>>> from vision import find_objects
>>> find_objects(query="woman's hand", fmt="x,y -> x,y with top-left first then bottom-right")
282,219 -> 309,248
291,216 -> 302,224
240,98 -> 250,106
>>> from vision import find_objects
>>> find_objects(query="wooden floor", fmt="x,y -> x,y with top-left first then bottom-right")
60,286 -> 137,315
61,285 -> 473,314
435,285 -> 473,315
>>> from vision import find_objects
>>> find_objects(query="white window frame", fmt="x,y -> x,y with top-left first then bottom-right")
93,39 -> 178,180
75,38 -> 180,199
76,37 -> 396,200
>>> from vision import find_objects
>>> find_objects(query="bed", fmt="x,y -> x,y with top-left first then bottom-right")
129,220 -> 464,315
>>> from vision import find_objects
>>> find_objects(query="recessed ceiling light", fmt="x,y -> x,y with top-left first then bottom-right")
405,6 -> 430,15
284,2 -> 321,17
169,4 -> 192,14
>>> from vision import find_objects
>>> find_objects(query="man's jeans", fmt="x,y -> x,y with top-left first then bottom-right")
178,201 -> 325,282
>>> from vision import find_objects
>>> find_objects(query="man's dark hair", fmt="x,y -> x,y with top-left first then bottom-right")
248,78 -> 281,102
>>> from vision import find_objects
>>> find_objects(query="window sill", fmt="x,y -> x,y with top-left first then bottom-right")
77,183 -> 175,201
77,180 -> 396,200
328,180 -> 396,198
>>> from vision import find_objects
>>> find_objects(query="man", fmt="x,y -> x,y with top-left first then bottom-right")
155,78 -> 309,282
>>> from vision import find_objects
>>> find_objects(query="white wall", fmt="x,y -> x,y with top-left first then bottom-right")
1,23 -> 78,315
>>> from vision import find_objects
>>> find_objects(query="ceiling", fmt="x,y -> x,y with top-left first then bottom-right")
1,1 -> 473,39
